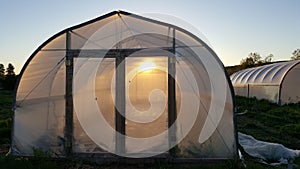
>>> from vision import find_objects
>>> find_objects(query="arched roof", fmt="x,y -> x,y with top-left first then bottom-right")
230,60 -> 300,85
15,10 -> 234,103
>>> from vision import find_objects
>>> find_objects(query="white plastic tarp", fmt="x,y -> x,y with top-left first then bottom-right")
239,132 -> 300,165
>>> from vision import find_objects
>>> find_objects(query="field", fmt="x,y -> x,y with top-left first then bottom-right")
236,96 -> 300,149
0,90 -> 299,168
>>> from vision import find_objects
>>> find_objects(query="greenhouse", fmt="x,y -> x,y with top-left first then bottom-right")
231,60 -> 300,104
12,11 -> 237,160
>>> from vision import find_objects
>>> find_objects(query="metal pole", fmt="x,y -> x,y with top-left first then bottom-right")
247,84 -> 250,98
115,52 -> 126,155
168,28 -> 177,156
65,31 -> 73,156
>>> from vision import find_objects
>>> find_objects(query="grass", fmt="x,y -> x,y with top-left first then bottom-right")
0,91 -> 299,168
236,96 -> 300,149
0,156 -> 288,169
0,155 -> 63,169
0,90 -> 13,146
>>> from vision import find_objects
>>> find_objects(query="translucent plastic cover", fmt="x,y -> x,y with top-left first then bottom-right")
231,61 -> 300,104
12,11 -> 236,159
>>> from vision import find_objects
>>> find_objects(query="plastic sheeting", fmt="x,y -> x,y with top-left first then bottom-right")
12,11 -> 236,158
231,61 -> 300,85
231,61 -> 300,104
239,132 -> 300,165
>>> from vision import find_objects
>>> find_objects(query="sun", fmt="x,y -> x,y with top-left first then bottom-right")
138,61 -> 156,72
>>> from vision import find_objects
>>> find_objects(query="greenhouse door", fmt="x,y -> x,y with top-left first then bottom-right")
115,54 -> 176,155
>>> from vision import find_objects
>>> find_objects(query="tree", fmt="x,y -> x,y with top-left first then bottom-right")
0,64 -> 5,88
3,63 -> 17,90
0,64 -> 4,80
238,52 -> 275,71
291,49 -> 300,60
6,63 -> 15,76
264,54 -> 274,63
240,52 -> 263,69
226,52 -> 275,75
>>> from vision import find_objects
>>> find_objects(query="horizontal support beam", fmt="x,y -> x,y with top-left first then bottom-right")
69,47 -> 174,58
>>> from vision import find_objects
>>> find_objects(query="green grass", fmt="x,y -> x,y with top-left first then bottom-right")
0,90 -> 13,145
236,96 -> 300,149
0,156 -> 287,169
0,155 -> 63,169
0,90 -> 13,119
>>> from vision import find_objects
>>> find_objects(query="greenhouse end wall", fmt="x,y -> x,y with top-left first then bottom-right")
280,64 -> 300,104
12,11 -> 237,160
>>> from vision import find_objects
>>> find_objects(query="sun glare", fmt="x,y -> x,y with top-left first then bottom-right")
138,61 -> 156,72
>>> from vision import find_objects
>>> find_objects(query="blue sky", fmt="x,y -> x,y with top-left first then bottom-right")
1,0 -> 299,73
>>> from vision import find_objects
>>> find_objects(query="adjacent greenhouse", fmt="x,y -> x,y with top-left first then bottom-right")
12,11 -> 237,160
231,60 -> 300,104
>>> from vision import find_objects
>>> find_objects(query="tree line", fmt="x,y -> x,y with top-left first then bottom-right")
226,48 -> 300,76
0,63 -> 17,90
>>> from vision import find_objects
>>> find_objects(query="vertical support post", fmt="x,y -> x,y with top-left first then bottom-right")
115,52 -> 126,155
65,31 -> 73,157
247,84 -> 250,98
278,85 -> 282,105
168,28 -> 177,156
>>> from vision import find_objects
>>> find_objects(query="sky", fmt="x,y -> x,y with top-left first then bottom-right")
0,0 -> 299,74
